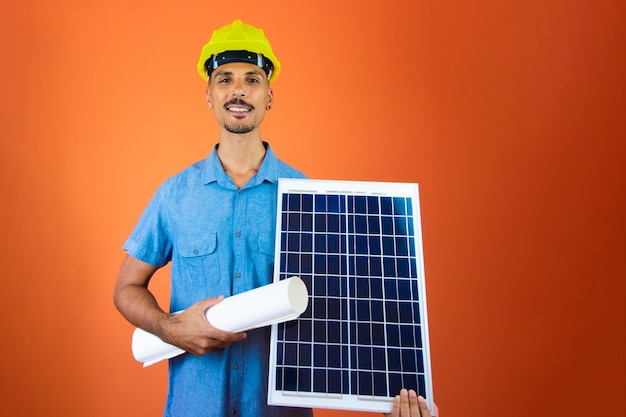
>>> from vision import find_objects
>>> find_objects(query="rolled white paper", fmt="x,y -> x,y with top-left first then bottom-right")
131,276 -> 309,367
205,275 -> 309,332
132,326 -> 185,367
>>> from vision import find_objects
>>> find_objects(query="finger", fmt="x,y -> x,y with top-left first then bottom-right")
407,390 -> 420,417
417,395 -> 432,417
399,389 -> 410,416
201,295 -> 225,313
387,394 -> 400,417
199,322 -> 247,343
217,330 -> 247,343
189,329 -> 245,355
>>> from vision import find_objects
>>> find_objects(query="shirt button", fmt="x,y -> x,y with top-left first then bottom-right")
238,190 -> 243,195
231,408 -> 237,415
233,364 -> 239,370
193,249 -> 198,254
235,272 -> 241,278
235,232 -> 241,238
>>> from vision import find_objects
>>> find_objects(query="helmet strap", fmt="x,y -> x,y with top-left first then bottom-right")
205,50 -> 274,80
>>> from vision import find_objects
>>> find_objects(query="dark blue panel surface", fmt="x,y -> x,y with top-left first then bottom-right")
273,189 -> 428,402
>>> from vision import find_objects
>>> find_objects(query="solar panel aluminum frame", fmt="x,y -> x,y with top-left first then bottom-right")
268,179 -> 434,413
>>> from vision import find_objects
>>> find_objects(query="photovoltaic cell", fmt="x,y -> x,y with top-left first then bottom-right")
268,179 -> 433,413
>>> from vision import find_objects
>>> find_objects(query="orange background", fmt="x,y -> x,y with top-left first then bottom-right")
1,1 -> 624,416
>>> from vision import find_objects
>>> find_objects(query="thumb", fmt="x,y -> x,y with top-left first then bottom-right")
200,295 -> 225,315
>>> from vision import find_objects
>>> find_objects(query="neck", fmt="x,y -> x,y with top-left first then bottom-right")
216,135 -> 267,188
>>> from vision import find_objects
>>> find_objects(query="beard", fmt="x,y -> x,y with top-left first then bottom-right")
224,122 -> 255,134
222,98 -> 257,134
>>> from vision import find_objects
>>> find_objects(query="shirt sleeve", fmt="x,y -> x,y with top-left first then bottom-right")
122,185 -> 173,268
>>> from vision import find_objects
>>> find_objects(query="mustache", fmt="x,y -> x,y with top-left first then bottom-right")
224,98 -> 254,109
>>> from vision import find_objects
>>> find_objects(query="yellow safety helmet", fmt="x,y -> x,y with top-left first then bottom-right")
197,19 -> 281,83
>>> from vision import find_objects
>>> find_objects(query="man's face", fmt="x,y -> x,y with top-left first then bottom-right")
205,61 -> 274,135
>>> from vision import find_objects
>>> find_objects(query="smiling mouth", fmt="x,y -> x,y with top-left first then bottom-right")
228,107 -> 250,113
225,99 -> 253,114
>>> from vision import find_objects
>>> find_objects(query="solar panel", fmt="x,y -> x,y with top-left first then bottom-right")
268,179 -> 434,413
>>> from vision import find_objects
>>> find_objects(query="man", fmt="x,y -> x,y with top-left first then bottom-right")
114,19 -> 437,417
113,20 -> 311,417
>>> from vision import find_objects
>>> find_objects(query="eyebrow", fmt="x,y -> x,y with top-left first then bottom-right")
213,69 -> 265,78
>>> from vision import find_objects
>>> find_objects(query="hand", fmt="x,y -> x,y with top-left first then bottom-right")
160,296 -> 247,355
385,389 -> 438,417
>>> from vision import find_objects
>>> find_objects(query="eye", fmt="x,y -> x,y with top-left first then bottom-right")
247,77 -> 260,83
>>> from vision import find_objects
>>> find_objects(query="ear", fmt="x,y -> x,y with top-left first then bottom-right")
205,86 -> 213,109
266,87 -> 274,110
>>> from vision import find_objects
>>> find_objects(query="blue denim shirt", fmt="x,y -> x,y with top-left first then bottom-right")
123,143 -> 313,417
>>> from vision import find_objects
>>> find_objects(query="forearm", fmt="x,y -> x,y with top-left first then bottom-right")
114,254 -> 246,354
113,282 -> 170,338
113,254 -> 171,340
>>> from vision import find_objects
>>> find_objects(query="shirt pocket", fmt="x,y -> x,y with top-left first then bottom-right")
176,232 -> 221,298
257,232 -> 274,257
253,232 -> 275,287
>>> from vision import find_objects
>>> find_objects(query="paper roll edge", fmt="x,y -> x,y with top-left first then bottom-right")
286,276 -> 309,315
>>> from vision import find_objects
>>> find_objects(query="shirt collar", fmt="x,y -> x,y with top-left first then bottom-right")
202,142 -> 281,188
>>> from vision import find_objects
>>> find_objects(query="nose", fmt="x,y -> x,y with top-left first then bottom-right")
231,79 -> 246,97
